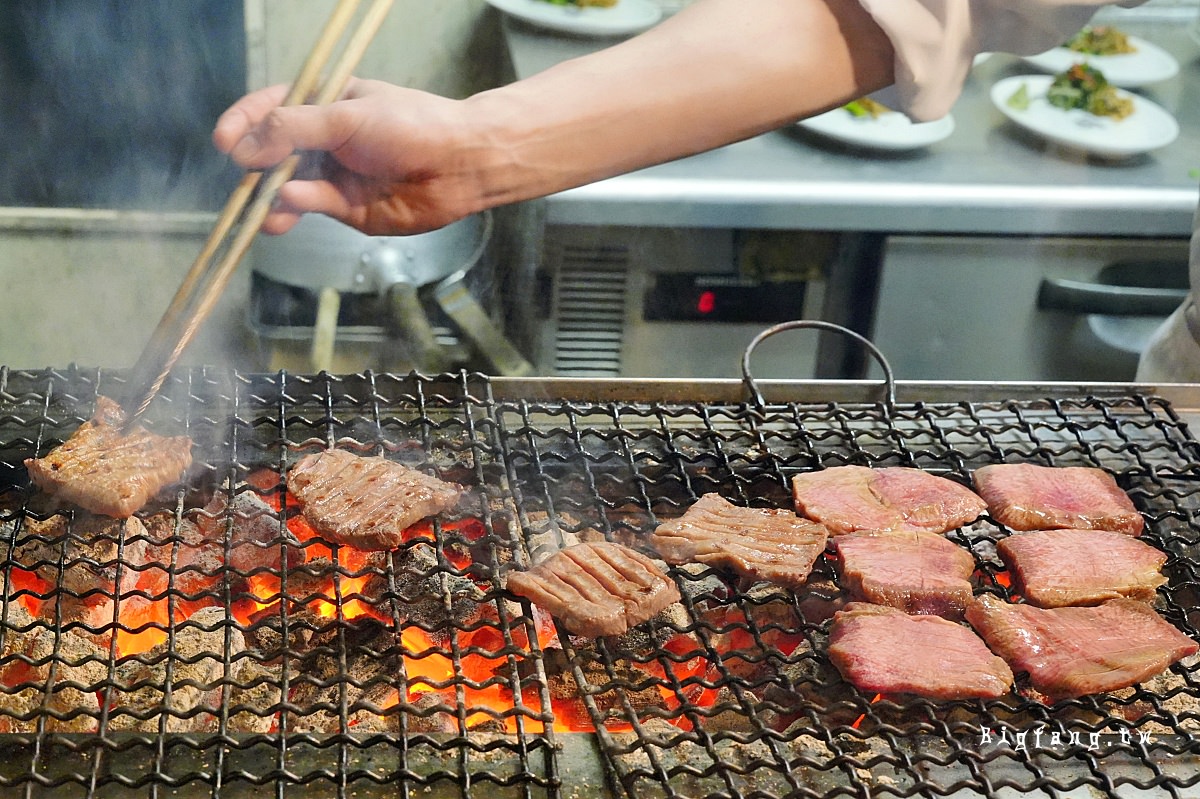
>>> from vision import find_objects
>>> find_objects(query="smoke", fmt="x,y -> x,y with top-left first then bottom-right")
0,0 -> 245,211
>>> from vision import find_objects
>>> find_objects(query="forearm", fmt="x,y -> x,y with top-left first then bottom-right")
462,0 -> 894,207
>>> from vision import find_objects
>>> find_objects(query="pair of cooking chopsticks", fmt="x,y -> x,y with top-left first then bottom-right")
121,0 -> 394,424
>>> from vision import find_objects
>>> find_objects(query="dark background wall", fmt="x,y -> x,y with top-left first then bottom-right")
0,0 -> 246,210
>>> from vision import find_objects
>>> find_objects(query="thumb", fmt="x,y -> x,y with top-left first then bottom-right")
223,104 -> 355,169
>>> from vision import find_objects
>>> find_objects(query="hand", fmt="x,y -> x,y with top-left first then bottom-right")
212,78 -> 485,235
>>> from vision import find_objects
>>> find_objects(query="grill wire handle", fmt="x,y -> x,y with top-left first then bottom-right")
741,320 -> 897,409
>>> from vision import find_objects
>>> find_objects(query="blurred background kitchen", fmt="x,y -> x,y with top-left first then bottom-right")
0,0 -> 1196,383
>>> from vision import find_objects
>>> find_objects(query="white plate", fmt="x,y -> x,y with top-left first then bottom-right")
486,0 -> 662,36
797,107 -> 955,152
1020,36 -> 1178,88
990,75 -> 1179,158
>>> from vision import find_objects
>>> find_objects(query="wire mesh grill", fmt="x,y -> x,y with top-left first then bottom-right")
0,366 -> 1198,799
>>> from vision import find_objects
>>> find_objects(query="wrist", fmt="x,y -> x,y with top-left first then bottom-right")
456,88 -> 564,211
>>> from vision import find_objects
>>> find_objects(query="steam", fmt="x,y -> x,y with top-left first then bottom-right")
0,1 -> 244,210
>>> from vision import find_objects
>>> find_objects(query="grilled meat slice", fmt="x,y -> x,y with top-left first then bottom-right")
24,396 -> 193,518
827,603 -> 1013,699
972,463 -> 1144,535
650,493 -> 828,588
965,594 -> 1197,699
791,466 -> 986,535
506,541 -> 680,638
833,530 -> 976,619
285,449 -> 462,551
997,528 -> 1166,608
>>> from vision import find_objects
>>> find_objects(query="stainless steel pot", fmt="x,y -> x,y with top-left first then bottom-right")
249,212 -> 530,374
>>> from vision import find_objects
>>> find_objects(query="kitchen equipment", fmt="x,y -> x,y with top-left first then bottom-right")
248,210 -> 532,375
534,225 -> 845,378
122,0 -> 394,422
2,354 -> 1199,797
870,235 -> 1191,381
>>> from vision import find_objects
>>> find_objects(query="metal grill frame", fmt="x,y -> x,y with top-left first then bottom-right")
0,366 -> 1198,799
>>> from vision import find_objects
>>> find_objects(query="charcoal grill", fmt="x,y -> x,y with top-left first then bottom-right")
1,363 -> 1199,799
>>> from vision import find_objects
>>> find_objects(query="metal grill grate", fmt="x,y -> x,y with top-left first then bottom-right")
0,366 -> 1198,798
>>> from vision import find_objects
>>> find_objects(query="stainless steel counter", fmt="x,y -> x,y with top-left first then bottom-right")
502,12 -> 1200,235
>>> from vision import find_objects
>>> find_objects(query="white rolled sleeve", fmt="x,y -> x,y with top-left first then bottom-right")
856,0 -> 1148,121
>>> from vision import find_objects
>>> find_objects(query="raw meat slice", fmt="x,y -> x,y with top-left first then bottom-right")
791,466 -> 986,535
965,594 -> 1197,699
827,603 -> 1013,699
997,528 -> 1166,608
24,396 -> 193,518
285,449 -> 462,551
650,493 -> 828,588
972,463 -> 1144,535
834,531 -> 976,618
506,541 -> 680,638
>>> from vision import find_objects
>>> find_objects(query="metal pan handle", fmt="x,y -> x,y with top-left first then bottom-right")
1036,277 -> 1187,317
741,320 -> 896,410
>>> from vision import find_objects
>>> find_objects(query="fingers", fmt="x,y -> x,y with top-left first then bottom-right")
212,84 -> 290,153
276,179 -> 356,222
214,88 -> 359,169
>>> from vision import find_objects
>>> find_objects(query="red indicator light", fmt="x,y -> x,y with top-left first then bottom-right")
697,290 -> 716,315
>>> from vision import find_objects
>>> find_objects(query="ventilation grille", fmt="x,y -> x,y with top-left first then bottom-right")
551,244 -> 629,376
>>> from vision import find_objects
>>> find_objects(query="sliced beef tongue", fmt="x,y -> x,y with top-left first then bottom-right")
965,594 -> 1198,700
285,449 -> 462,551
972,463 -> 1144,536
24,396 -> 193,518
505,541 -> 680,638
833,530 -> 976,619
997,528 -> 1166,608
827,603 -> 1014,699
650,493 -> 828,589
791,466 -> 986,536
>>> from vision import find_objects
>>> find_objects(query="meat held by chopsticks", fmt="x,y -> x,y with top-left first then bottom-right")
24,396 -> 193,518
285,449 -> 462,551
506,541 -> 680,638
650,493 -> 828,589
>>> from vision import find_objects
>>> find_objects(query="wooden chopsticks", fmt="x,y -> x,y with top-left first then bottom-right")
122,0 -> 395,424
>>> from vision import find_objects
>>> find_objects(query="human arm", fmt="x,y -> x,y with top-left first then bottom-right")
213,0 -> 1144,236
212,0 -> 895,235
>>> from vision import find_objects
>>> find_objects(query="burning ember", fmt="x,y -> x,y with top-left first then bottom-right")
0,467 -> 727,737
2,371 -> 1200,799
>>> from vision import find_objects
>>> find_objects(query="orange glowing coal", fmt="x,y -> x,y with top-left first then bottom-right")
15,469 -> 724,734
851,693 -> 884,730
